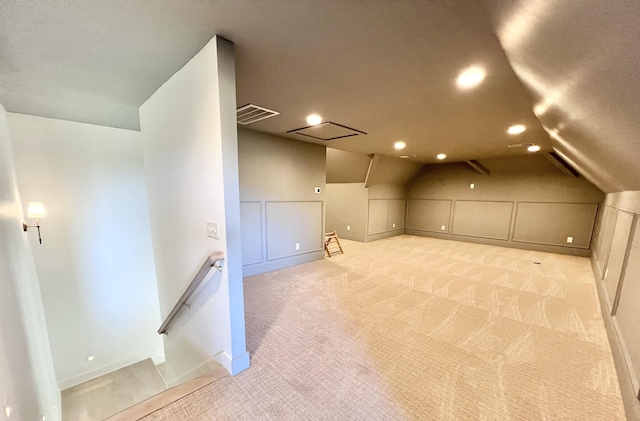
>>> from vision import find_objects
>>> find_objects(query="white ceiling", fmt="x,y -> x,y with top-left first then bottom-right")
1,1 -> 638,192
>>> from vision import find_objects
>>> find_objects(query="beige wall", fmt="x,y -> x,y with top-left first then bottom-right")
326,148 -> 370,183
406,156 -> 604,256
238,128 -> 326,276
325,183 -> 407,243
591,191 -> 640,397
325,183 -> 368,242
367,155 -> 423,186
325,150 -> 420,244
366,184 -> 406,242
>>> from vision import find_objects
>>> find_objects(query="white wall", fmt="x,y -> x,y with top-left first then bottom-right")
9,113 -> 163,389
0,104 -> 60,420
140,36 -> 249,383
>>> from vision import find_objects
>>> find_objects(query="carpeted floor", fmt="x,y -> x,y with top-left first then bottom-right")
142,235 -> 626,420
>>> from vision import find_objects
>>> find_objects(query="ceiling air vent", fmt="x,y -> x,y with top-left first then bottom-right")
237,104 -> 280,125
507,143 -> 533,148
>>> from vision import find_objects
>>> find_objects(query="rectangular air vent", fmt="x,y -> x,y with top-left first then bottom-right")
544,151 -> 580,177
287,122 -> 366,141
237,104 -> 280,125
507,143 -> 533,148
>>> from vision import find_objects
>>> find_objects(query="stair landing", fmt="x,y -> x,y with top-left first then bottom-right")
62,358 -> 166,420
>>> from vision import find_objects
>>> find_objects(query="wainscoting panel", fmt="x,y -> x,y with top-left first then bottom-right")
266,201 -> 323,261
452,200 -> 513,240
613,215 -> 640,388
592,205 -> 611,274
603,210 -> 634,310
387,199 -> 405,231
368,199 -> 389,235
240,201 -> 263,266
512,202 -> 598,249
596,206 -> 620,279
406,199 -> 452,233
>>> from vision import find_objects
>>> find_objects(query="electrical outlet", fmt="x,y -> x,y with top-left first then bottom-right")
392,223 -> 396,228
441,225 -> 446,231
566,236 -> 573,244
206,221 -> 219,239
295,243 -> 300,250
470,183 -> 475,189
347,225 -> 351,231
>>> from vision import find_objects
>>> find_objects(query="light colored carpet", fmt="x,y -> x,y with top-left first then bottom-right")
142,235 -> 626,420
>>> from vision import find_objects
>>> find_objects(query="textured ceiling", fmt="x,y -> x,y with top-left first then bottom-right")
1,1 -> 638,192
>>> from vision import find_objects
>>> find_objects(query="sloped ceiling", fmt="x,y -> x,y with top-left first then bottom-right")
484,0 -> 640,193
1,1 -> 638,192
326,149 -> 371,184
0,1 -> 548,160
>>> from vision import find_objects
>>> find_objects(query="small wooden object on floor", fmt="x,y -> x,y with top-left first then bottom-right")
324,230 -> 344,257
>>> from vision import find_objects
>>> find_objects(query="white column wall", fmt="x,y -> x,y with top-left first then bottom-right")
139,35 -> 248,383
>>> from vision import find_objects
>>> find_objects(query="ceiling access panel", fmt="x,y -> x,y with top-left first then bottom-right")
288,122 -> 367,141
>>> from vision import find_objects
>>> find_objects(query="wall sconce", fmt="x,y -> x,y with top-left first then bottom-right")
23,201 -> 46,244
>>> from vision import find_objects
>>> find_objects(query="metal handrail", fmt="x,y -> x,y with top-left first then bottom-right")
158,251 -> 224,335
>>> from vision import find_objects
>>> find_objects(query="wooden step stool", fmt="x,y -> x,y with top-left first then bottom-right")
324,230 -> 344,257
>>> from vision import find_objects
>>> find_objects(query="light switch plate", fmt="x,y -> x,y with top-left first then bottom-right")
206,221 -> 219,239
314,187 -> 321,194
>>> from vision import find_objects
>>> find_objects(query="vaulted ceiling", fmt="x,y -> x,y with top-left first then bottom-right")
1,1 -> 638,193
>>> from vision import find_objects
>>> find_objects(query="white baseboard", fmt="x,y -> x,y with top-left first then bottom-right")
58,347 -> 164,390
166,350 -> 249,388
214,350 -> 250,376
167,357 -> 222,388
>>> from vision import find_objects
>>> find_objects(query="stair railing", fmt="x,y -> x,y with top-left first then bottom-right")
158,251 -> 224,335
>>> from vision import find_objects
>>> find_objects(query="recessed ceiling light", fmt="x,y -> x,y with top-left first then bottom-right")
306,114 -> 322,126
456,66 -> 485,89
437,153 -> 447,160
394,141 -> 406,150
527,145 -> 541,152
508,124 -> 526,135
